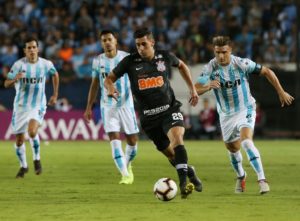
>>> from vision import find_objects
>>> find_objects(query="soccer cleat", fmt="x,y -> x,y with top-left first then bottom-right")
127,163 -> 134,183
16,167 -> 29,178
188,166 -> 203,192
235,173 -> 246,193
180,182 -> 194,199
119,175 -> 133,184
34,160 -> 42,175
258,179 -> 270,194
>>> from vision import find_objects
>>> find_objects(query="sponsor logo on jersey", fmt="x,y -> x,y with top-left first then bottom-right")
21,77 -> 44,84
220,79 -> 241,88
138,76 -> 164,90
156,61 -> 166,72
143,104 -> 170,116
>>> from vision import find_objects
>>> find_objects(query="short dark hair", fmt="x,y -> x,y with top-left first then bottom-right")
212,36 -> 231,47
24,36 -> 39,48
100,30 -> 116,38
134,28 -> 153,39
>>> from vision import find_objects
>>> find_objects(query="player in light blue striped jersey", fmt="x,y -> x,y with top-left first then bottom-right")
4,36 -> 59,178
84,30 -> 139,184
195,36 -> 294,194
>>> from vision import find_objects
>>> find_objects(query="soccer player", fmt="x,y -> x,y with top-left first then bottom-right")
4,37 -> 59,178
84,30 -> 139,185
195,36 -> 294,194
104,28 -> 202,199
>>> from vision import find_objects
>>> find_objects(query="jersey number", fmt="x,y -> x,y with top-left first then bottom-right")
172,113 -> 183,121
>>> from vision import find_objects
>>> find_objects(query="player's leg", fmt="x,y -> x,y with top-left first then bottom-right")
108,132 -> 131,184
166,126 -> 195,198
120,106 -> 139,167
103,107 -> 130,183
28,119 -> 42,175
12,111 -> 29,178
240,127 -> 269,194
15,133 -> 29,178
226,141 -> 246,193
124,134 -> 138,183
124,134 -> 138,166
220,113 -> 246,193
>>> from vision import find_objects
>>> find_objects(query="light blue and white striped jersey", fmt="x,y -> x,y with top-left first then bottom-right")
7,57 -> 57,112
92,50 -> 134,108
197,55 -> 259,116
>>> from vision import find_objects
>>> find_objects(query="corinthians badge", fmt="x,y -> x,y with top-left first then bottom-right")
156,60 -> 166,72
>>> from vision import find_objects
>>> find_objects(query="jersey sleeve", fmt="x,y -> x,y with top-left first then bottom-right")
113,55 -> 130,78
168,52 -> 180,67
91,57 -> 100,79
197,63 -> 212,85
7,61 -> 21,80
47,60 -> 58,76
240,58 -> 262,75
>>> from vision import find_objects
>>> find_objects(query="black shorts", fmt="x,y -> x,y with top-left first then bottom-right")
140,108 -> 184,151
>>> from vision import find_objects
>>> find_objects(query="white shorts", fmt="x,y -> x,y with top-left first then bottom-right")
219,107 -> 256,143
101,106 -> 139,135
12,107 -> 46,134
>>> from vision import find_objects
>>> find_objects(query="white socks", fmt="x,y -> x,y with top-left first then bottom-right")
110,140 -> 129,177
241,139 -> 266,180
15,143 -> 28,168
29,134 -> 40,160
125,144 -> 137,166
228,150 -> 245,178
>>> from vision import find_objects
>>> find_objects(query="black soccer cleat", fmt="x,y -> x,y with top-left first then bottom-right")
188,166 -> 203,192
16,167 -> 29,178
180,182 -> 194,199
34,160 -> 42,175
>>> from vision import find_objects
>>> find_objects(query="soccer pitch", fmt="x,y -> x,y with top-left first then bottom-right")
0,140 -> 299,221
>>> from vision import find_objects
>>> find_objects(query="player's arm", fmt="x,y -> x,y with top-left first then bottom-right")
48,72 -> 59,106
84,78 -> 99,123
260,66 -> 294,107
104,71 -> 119,100
177,59 -> 199,106
4,72 -> 24,88
195,80 -> 220,95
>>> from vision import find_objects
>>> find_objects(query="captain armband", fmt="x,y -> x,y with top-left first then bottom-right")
252,63 -> 262,75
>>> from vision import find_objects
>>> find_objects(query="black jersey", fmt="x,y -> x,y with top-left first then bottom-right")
113,50 -> 182,120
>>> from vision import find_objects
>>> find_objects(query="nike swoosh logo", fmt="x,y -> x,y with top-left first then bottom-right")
136,67 -> 143,70
171,121 -> 178,125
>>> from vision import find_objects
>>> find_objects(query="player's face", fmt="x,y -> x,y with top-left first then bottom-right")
214,45 -> 232,66
101,33 -> 117,53
135,36 -> 155,60
24,41 -> 39,63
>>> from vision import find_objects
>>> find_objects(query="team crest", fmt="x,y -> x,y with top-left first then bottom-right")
156,60 -> 166,72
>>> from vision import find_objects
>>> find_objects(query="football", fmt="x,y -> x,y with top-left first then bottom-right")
153,178 -> 178,201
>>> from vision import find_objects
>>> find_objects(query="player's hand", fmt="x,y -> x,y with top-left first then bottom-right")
83,109 -> 92,123
48,95 -> 58,106
189,88 -> 199,106
107,87 -> 119,101
14,72 -> 25,82
278,91 -> 294,107
209,80 -> 221,89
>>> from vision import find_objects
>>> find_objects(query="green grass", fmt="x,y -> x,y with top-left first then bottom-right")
0,140 -> 300,221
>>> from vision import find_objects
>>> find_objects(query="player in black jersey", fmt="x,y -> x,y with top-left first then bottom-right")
104,28 -> 202,198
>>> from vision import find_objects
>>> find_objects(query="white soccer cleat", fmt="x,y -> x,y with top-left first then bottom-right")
258,180 -> 270,194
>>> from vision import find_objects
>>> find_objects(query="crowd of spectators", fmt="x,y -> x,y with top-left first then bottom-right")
0,0 -> 297,83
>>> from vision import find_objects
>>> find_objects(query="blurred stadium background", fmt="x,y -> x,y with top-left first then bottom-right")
0,0 -> 299,140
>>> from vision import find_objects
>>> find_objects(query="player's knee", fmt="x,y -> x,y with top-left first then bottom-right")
126,134 -> 138,145
16,140 -> 24,147
28,130 -> 37,139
